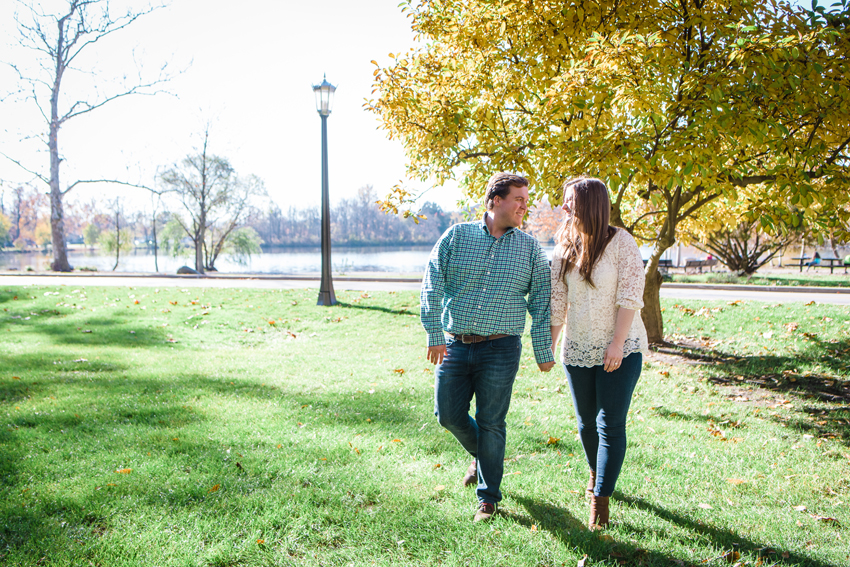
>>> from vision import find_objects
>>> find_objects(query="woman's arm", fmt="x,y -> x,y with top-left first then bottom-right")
603,307 -> 636,372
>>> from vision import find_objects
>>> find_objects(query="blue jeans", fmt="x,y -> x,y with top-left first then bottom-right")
434,335 -> 522,504
564,353 -> 642,497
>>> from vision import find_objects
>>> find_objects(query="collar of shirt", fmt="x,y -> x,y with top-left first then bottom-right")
479,213 -> 517,238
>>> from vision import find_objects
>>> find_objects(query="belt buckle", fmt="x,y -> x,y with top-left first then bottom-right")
461,334 -> 475,344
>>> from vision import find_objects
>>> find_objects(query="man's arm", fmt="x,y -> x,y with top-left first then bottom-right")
527,242 -> 554,371
421,229 -> 452,363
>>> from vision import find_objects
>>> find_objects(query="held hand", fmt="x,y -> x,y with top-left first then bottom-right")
427,345 -> 447,365
603,342 -> 624,373
537,361 -> 556,372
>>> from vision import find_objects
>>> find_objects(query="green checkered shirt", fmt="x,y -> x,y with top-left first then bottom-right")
420,217 -> 554,364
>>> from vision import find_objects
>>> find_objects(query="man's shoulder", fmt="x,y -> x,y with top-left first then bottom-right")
511,227 -> 545,249
439,220 -> 484,240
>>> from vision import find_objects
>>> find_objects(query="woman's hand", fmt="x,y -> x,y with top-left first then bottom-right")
603,341 -> 624,373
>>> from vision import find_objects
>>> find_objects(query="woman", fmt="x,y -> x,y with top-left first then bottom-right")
550,177 -> 648,529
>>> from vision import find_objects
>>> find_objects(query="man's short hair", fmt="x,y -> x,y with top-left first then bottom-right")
484,172 -> 529,210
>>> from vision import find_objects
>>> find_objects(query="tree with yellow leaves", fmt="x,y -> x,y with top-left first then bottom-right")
369,0 -> 850,343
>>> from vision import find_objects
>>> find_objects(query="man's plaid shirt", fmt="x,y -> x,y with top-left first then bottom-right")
420,217 -> 554,364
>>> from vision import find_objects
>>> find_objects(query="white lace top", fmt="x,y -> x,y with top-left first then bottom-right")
551,228 -> 649,367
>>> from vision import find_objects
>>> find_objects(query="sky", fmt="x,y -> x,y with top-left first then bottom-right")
0,0 -> 814,217
0,0 -> 463,214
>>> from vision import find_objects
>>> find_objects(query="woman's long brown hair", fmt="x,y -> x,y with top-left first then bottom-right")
554,177 -> 616,287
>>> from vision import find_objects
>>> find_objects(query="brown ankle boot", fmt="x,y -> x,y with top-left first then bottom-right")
588,495 -> 610,530
462,458 -> 477,487
586,470 -> 596,497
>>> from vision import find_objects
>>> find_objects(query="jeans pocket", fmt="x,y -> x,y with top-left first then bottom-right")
488,335 -> 520,351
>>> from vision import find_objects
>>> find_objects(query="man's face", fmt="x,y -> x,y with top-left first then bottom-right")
493,184 -> 529,228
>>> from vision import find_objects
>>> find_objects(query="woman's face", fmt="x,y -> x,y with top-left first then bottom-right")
562,193 -> 583,232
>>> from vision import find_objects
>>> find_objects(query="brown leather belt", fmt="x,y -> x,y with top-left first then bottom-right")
448,333 -> 510,344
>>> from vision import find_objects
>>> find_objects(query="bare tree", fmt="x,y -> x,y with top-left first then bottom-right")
99,197 -> 132,271
691,219 -> 797,276
2,0 -> 170,271
160,129 -> 266,273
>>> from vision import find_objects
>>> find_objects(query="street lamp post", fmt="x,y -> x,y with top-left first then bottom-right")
313,75 -> 337,306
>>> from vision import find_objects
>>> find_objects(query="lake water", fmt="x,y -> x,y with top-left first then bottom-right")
0,245 -> 445,275
1,243 -> 682,275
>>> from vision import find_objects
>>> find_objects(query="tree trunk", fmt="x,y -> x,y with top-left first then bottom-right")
112,208 -> 120,271
642,251 -> 667,345
48,13 -> 72,271
152,212 -> 159,272
195,223 -> 205,274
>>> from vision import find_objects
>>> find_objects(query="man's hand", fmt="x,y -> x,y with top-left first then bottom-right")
427,345 -> 447,365
537,361 -> 556,372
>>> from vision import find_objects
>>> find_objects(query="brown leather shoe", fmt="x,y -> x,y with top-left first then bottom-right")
473,501 -> 497,523
462,458 -> 477,487
586,470 -> 596,498
588,495 -> 610,530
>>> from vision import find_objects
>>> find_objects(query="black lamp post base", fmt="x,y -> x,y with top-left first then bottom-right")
317,289 -> 337,306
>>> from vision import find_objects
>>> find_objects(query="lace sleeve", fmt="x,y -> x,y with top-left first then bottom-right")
550,251 -> 568,326
615,230 -> 645,311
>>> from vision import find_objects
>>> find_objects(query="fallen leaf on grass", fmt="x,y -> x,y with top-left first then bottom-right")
577,554 -> 589,567
392,439 -> 401,443
115,468 -> 132,474
809,513 -> 840,526
547,436 -> 560,445
393,368 -> 405,374
434,485 -> 445,491
728,300 -> 743,306
698,503 -> 713,509
727,478 -> 747,485
166,338 -> 178,343
208,484 -> 220,493
169,301 -> 178,305
12,376 -> 20,380
73,358 -> 88,363
793,505 -> 807,512
805,300 -> 816,306
433,463 -> 441,469
256,539 -> 264,545
723,551 -> 741,563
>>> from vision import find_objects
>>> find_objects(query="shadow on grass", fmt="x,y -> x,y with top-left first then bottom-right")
617,494 -> 837,567
20,314 -> 178,348
511,493 -> 835,567
656,338 -> 850,444
336,301 -> 419,317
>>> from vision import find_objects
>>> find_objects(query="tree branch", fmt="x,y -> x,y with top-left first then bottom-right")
0,152 -> 48,184
63,179 -> 157,196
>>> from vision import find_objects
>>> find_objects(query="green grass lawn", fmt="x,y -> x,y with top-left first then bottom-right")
669,271 -> 850,287
1,284 -> 848,566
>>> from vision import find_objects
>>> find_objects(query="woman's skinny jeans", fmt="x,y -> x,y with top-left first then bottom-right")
564,352 -> 642,497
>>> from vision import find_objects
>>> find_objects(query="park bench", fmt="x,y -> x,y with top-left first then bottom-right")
792,256 -> 847,274
642,258 -> 673,274
684,258 -> 718,274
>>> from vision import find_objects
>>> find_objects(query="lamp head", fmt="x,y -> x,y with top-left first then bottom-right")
312,74 -> 336,116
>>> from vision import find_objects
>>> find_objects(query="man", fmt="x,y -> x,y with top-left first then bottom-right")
421,172 -> 555,523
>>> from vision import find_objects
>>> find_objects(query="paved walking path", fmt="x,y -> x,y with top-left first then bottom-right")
2,273 -> 849,304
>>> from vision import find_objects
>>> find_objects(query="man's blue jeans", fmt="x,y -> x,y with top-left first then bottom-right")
434,335 -> 522,504
564,353 -> 642,497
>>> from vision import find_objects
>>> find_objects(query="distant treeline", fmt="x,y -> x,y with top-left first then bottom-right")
248,186 -> 461,247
